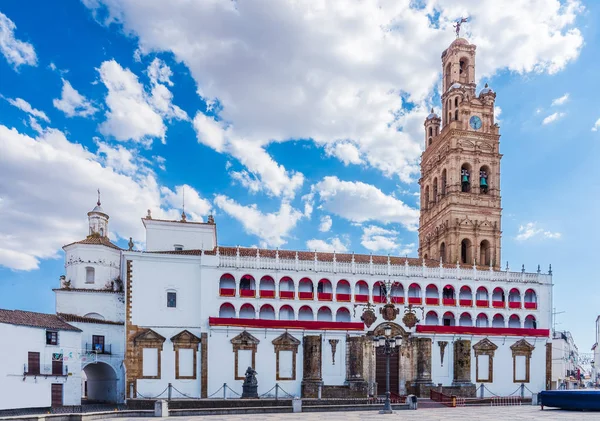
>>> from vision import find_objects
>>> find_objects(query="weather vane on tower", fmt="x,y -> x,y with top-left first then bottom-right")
453,17 -> 469,38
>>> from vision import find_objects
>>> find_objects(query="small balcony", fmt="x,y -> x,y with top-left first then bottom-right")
259,289 -> 275,299
408,297 -> 421,305
524,302 -> 537,310
354,294 -> 369,303
476,300 -> 489,308
219,287 -> 235,297
508,301 -> 521,309
279,290 -> 294,299
298,291 -> 314,300
336,293 -> 351,302
425,297 -> 439,305
317,292 -> 333,301
24,363 -> 67,377
240,289 -> 256,298
393,297 -> 406,305
492,300 -> 505,308
85,343 -> 112,355
459,299 -> 473,307
442,298 -> 456,306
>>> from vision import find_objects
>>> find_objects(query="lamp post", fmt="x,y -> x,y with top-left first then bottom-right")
373,323 -> 402,414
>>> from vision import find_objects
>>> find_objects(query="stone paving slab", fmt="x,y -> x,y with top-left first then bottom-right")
116,406 -> 600,421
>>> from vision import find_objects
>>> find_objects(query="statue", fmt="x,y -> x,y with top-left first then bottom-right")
241,366 -> 258,398
453,17 -> 468,38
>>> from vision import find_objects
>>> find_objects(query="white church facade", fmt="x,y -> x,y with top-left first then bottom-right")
3,37 -> 554,408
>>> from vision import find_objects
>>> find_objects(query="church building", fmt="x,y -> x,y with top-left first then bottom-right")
49,37 -> 552,404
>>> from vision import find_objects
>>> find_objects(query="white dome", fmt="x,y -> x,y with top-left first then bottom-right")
450,83 -> 462,90
479,83 -> 494,95
426,108 -> 439,120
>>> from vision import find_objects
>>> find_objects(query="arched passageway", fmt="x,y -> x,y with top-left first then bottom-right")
82,362 -> 118,403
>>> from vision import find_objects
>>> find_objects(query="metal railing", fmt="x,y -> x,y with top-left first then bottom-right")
23,363 -> 68,376
85,343 -> 112,355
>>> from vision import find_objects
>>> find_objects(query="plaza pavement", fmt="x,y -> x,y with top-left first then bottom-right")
117,406 -> 600,421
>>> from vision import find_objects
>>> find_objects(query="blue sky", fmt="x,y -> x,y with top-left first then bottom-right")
0,0 -> 598,357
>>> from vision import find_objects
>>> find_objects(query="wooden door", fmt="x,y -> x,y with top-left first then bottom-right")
51,384 -> 63,407
52,360 -> 63,375
28,352 -> 40,374
375,352 -> 399,395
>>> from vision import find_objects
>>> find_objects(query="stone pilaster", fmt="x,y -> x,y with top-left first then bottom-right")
301,335 -> 323,398
201,333 -> 208,398
545,342 -> 552,390
345,336 -> 369,397
412,337 -> 434,397
453,340 -> 473,385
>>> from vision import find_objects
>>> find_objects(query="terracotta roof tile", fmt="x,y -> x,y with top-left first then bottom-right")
63,235 -> 122,250
57,313 -> 124,326
0,309 -> 81,332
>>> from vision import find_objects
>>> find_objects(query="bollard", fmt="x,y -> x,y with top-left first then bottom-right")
520,383 -> 525,399
223,383 -> 227,400
531,393 -> 538,406
154,400 -> 168,417
168,383 -> 172,401
292,397 -> 302,413
275,384 -> 279,401
318,383 -> 322,400
479,384 -> 484,399
451,396 -> 457,408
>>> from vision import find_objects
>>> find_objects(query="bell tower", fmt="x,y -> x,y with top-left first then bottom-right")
418,37 -> 502,268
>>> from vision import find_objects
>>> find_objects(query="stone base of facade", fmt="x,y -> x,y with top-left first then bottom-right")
323,381 -> 370,398
408,381 -> 435,398
448,383 -> 477,397
301,381 -> 324,398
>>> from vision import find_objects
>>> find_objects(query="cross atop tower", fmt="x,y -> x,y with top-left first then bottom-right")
97,188 -> 101,206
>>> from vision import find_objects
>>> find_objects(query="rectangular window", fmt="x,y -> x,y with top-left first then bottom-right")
477,355 -> 490,382
178,348 -> 194,378
46,331 -> 58,345
278,350 -> 294,379
515,355 -> 527,382
167,292 -> 177,308
237,349 -> 252,378
28,352 -> 40,374
85,267 -> 95,283
142,348 -> 159,377
92,335 -> 105,353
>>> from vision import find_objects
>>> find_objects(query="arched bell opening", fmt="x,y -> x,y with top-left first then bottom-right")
439,242 -> 446,263
460,164 -> 471,192
479,165 -> 490,194
460,238 -> 472,264
479,240 -> 491,266
441,169 -> 447,196
433,178 -> 438,203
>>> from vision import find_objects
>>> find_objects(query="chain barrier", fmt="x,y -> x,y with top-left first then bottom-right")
225,384 -> 242,397
259,385 -> 277,398
171,385 -> 197,399
276,385 -> 296,398
206,384 -> 225,399
136,385 -> 169,400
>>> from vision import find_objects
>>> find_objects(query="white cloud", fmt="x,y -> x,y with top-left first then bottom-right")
592,118 -> 600,132
0,12 -> 37,69
494,106 -> 502,123
0,124 -> 211,271
319,215 -> 332,232
306,237 -> 349,253
542,112 -> 565,125
98,59 -> 187,145
360,225 -> 415,254
53,79 -> 99,117
516,222 -> 561,241
214,195 -> 304,247
551,93 -> 569,106
4,97 -> 50,122
161,184 -> 212,222
312,176 -> 419,231
193,112 -> 304,198
84,0 -> 584,184
325,142 -> 362,166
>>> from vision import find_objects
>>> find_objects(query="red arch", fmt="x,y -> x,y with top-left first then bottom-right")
355,280 -> 369,303
460,286 -> 472,293
443,311 -> 455,318
260,304 -> 274,311
426,310 -> 438,317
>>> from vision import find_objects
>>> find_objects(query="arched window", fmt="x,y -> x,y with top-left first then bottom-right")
459,312 -> 472,326
99,227 -> 104,237
454,97 -> 459,107
408,283 -> 422,305
219,273 -> 235,296
439,242 -> 446,263
476,287 -> 489,306
461,238 -> 472,264
425,284 -> 439,305
445,63 -> 452,91
508,314 -> 521,328
459,59 -> 469,83
479,240 -> 491,266
428,137 -> 432,147
492,288 -> 505,307
459,286 -> 472,306
259,304 -> 275,320
476,313 -> 489,327
317,279 -> 332,301
391,282 -> 404,304
259,275 -> 275,298
425,311 -> 438,325
460,164 -> 471,192
298,306 -> 314,321
240,275 -> 256,298
166,291 -> 177,308
509,288 -> 521,309
435,127 -> 439,136
317,307 -> 332,321
441,169 -> 447,195
239,303 -> 255,319
442,311 -> 455,327
299,278 -> 314,300
524,289 -> 537,309
279,276 -> 294,299
429,127 -> 433,136
85,267 -> 95,284
433,178 -> 438,203
336,280 -> 351,302
424,186 -> 430,210
524,315 -> 537,329
354,281 -> 369,302
492,314 -> 505,328
336,308 -> 351,322
455,109 -> 459,121
442,285 -> 455,305
279,305 -> 294,320
479,165 -> 490,194
373,281 -> 387,303
219,303 -> 235,318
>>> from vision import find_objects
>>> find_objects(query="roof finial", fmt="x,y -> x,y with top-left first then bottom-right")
97,188 -> 101,206
430,107 -> 434,113
484,83 -> 489,88
453,17 -> 468,38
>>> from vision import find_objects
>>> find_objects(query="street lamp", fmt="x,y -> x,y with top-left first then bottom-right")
373,323 -> 403,414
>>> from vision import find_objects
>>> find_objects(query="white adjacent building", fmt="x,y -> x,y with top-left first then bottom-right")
592,316 -> 600,387
551,330 -> 580,389
0,310 -> 82,410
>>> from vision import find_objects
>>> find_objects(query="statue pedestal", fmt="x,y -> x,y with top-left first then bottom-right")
242,384 -> 258,399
